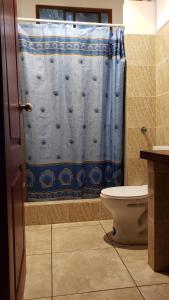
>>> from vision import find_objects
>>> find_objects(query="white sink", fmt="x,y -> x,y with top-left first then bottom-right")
153,146 -> 169,150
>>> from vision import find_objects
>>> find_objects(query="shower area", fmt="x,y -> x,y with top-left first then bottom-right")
18,21 -> 125,207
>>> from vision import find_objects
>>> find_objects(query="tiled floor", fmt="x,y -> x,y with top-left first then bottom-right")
24,220 -> 169,300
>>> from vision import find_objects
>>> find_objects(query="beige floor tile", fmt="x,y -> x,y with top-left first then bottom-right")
52,248 -> 135,296
100,220 -> 113,233
139,284 -> 169,300
52,221 -> 100,229
116,247 -> 169,286
52,225 -> 110,253
26,229 -> 51,255
24,254 -> 52,299
25,224 -> 51,231
53,287 -> 143,299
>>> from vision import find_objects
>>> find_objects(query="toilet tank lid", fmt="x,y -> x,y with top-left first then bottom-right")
101,185 -> 148,198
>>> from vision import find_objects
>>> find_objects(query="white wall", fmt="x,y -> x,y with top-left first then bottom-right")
156,0 -> 169,31
123,0 -> 156,35
17,0 -> 157,35
17,0 -> 124,24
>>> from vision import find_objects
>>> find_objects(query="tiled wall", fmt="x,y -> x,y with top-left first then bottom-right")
156,22 -> 169,145
25,198 -> 112,225
125,35 -> 156,185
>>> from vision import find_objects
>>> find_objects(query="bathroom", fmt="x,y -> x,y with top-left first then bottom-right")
5,0 -> 169,299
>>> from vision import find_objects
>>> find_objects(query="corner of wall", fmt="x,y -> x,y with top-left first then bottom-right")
123,0 -> 156,35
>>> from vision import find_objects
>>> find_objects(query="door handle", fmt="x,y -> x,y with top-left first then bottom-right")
19,103 -> 32,112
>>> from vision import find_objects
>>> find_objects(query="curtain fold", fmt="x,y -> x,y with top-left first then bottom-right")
19,24 -> 125,201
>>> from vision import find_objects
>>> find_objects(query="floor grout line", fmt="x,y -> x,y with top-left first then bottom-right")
52,224 -> 101,229
137,282 -> 169,288
99,221 -> 138,289
26,244 -> 112,257
52,285 -> 142,298
137,283 -> 169,300
137,286 -> 147,300
52,245 -> 112,255
25,221 -> 169,299
25,226 -> 52,231
26,253 -> 52,257
114,246 -> 137,284
99,226 -> 143,300
25,297 -> 52,300
26,222 -> 102,232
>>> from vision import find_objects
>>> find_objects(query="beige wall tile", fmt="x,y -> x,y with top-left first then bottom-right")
68,199 -> 101,222
25,199 -> 102,226
156,94 -> 169,127
25,202 -> 69,225
156,60 -> 169,96
125,34 -> 156,186
127,128 -> 156,159
126,66 -> 155,98
127,98 -> 156,129
52,248 -> 135,296
126,35 -> 155,66
156,21 -> 169,64
156,21 -> 169,146
156,127 -> 169,145
140,283 -> 169,300
126,126 -> 155,185
100,202 -> 112,220
25,224 -> 51,231
127,158 -> 148,186
52,221 -> 99,228
53,287 -> 143,300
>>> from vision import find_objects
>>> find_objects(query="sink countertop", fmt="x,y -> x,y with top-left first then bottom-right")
140,150 -> 169,164
140,149 -> 169,272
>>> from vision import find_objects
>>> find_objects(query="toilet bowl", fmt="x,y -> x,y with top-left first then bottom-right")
100,185 -> 148,245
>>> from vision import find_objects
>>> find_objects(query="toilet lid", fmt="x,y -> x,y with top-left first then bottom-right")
101,185 -> 148,199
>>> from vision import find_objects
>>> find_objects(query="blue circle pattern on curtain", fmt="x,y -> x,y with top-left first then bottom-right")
19,24 -> 125,201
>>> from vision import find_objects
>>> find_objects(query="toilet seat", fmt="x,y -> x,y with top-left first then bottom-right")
101,185 -> 148,200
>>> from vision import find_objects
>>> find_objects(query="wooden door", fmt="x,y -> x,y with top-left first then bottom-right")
0,0 -> 26,299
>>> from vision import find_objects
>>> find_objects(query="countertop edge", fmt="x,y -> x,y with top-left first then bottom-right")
140,150 -> 169,164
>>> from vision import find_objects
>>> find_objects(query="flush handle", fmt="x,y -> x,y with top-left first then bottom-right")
19,103 -> 32,112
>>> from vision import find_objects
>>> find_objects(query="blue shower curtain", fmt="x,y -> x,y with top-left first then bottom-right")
18,24 -> 125,201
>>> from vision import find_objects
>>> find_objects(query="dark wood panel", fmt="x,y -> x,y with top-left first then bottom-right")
0,0 -> 26,299
4,0 -> 20,141
12,168 -> 25,288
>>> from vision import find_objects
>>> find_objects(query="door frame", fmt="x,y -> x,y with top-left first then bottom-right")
0,0 -> 26,299
0,47 -> 11,299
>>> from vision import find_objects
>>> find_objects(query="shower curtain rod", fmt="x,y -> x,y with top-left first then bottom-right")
18,17 -> 125,28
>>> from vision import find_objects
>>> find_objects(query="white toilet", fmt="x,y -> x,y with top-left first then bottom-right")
100,185 -> 148,245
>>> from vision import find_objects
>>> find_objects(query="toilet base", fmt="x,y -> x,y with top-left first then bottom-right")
109,218 -> 148,245
110,231 -> 147,247
101,185 -> 148,245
